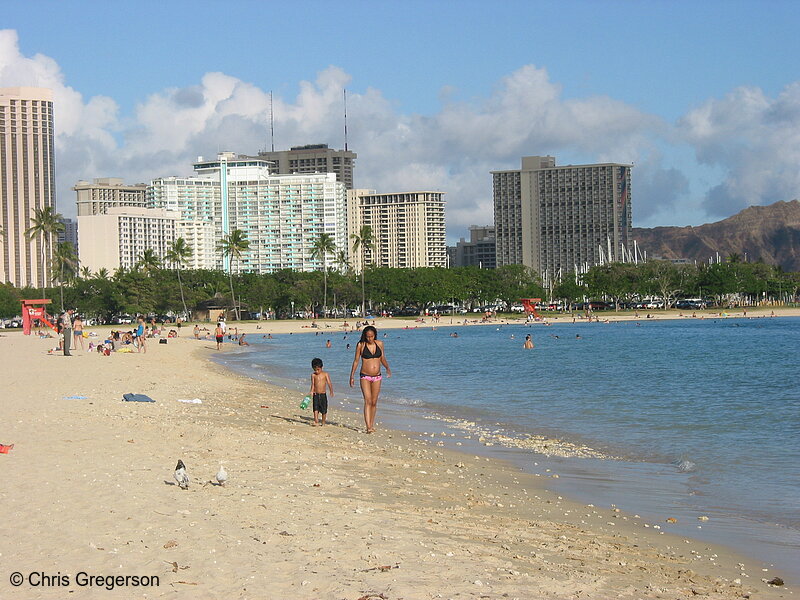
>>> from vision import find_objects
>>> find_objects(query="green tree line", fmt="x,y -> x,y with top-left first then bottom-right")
1,257 -> 797,320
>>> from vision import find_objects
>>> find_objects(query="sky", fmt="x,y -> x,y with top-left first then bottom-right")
2,0 -> 800,242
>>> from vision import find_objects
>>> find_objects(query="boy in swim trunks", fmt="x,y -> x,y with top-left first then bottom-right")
310,357 -> 334,427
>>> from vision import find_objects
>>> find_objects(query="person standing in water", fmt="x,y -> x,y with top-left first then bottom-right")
523,334 -> 534,349
349,325 -> 391,434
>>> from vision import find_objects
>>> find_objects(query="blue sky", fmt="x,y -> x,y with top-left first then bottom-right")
3,0 -> 800,239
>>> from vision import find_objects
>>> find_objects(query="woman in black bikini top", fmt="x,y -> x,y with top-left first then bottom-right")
361,342 -> 382,359
350,325 -> 391,434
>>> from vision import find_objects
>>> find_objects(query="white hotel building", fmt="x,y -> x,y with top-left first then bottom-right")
185,153 -> 347,273
78,207 -> 179,272
78,153 -> 348,274
87,152 -> 347,274
147,176 -> 219,271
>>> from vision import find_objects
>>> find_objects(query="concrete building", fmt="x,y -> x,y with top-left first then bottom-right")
58,217 -> 79,252
145,153 -> 348,274
147,176 -> 220,270
0,87 -> 56,288
253,144 -> 356,189
347,190 -> 447,271
77,207 -> 179,273
224,172 -> 346,273
451,225 -> 496,268
73,177 -> 148,216
492,156 -> 632,281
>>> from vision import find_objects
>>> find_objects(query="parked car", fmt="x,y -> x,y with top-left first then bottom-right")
576,301 -> 612,310
429,305 -> 455,314
675,299 -> 708,310
473,304 -> 500,313
111,314 -> 134,324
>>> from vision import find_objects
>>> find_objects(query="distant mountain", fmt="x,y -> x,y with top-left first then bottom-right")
632,200 -> 800,272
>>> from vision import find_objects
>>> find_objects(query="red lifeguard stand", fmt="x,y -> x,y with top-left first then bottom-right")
519,298 -> 542,319
21,299 -> 57,335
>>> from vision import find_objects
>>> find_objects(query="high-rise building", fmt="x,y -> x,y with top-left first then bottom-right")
78,207 -> 179,273
58,217 -> 79,253
147,176 -> 220,270
451,225 -> 496,268
347,190 -> 447,271
0,87 -> 56,288
492,156 -> 632,280
74,177 -> 147,216
145,153 -> 348,274
253,144 -> 356,189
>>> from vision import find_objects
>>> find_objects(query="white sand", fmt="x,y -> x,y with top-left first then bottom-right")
0,311 -> 794,598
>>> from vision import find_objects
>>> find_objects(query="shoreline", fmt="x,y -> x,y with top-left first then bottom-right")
214,318 -> 800,584
171,305 -> 800,338
0,324 -> 795,598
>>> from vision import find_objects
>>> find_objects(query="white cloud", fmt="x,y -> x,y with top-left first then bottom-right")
5,27 -> 795,238
679,83 -> 800,217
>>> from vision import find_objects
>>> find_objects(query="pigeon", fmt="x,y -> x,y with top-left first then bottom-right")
174,460 -> 189,490
216,465 -> 228,486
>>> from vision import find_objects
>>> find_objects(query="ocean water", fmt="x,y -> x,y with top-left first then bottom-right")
216,316 -> 800,577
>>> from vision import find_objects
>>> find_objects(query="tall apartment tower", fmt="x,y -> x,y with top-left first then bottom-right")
255,144 -> 356,189
190,152 -> 347,273
493,156 -> 632,280
0,87 -> 56,288
73,177 -> 148,216
147,176 -> 220,271
348,190 -> 447,271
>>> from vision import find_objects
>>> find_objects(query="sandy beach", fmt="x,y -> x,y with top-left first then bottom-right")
0,309 -> 795,599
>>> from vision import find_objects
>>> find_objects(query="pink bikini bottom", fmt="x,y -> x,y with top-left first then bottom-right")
359,373 -> 382,382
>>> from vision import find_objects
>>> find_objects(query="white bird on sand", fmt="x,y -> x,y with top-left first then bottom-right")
174,460 -> 189,490
216,465 -> 228,486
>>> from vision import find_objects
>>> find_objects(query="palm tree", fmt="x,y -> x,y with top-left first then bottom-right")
25,206 -> 64,297
726,253 -> 742,264
350,225 -> 375,318
51,242 -> 79,311
309,233 -> 336,318
79,266 -> 92,280
335,249 -> 350,274
217,229 -> 250,320
136,249 -> 162,274
96,268 -> 110,281
165,237 -> 193,320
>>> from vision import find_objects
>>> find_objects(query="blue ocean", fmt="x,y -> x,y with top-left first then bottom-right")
216,316 -> 800,577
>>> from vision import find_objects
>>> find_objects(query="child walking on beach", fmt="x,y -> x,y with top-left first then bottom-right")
310,358 -> 334,426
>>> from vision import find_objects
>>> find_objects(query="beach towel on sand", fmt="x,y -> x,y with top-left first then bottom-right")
122,393 -> 155,402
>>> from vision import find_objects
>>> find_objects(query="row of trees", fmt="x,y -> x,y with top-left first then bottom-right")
556,259 -> 799,308
0,219 -> 382,319
3,209 -> 798,320
1,255 -> 797,321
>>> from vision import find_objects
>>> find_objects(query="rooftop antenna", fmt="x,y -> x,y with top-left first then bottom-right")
343,88 -> 349,151
269,91 -> 275,152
